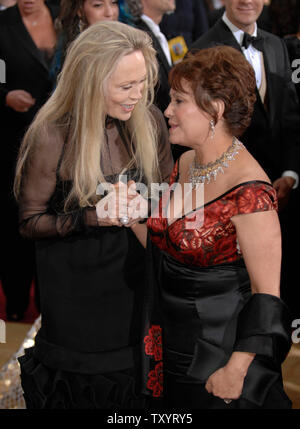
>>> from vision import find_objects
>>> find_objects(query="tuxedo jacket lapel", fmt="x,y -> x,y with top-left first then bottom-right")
136,19 -> 171,74
214,21 -> 270,122
214,20 -> 242,51
153,35 -> 171,74
257,29 -> 277,126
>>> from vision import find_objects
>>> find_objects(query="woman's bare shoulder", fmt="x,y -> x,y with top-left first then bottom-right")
228,143 -> 271,186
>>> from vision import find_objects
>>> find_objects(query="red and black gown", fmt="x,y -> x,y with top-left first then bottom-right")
144,159 -> 292,409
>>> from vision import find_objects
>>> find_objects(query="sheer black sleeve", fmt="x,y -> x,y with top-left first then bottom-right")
18,124 -> 98,240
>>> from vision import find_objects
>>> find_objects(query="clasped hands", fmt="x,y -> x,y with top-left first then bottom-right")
96,180 -> 148,227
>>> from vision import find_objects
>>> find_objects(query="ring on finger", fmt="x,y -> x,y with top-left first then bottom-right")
120,215 -> 130,225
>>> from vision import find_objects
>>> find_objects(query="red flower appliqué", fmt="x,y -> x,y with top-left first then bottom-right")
147,361 -> 163,397
144,325 -> 162,361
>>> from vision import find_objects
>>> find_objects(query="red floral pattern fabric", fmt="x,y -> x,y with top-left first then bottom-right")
146,361 -> 163,398
147,161 -> 278,267
144,325 -> 163,397
144,325 -> 162,361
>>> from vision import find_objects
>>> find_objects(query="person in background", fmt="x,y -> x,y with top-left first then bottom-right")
0,0 -> 16,10
132,45 -> 292,409
50,0 -> 120,86
160,0 -> 209,48
0,0 -> 59,321
126,0 -> 175,116
14,21 -> 173,409
207,0 -> 272,31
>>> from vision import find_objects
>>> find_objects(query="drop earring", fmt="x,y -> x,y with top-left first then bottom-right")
210,119 -> 215,139
78,18 -> 86,33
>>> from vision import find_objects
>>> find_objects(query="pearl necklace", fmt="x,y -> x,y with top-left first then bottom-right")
189,137 -> 244,188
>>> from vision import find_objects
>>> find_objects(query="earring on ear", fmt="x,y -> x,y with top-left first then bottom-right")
210,119 -> 215,139
78,18 -> 86,33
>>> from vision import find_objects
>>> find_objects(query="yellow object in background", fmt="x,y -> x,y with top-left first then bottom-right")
168,36 -> 188,65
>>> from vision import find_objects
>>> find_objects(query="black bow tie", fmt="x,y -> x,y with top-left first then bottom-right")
242,33 -> 263,50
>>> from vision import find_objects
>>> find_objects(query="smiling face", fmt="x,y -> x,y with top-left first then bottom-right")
81,0 -> 119,25
224,0 -> 264,33
165,80 -> 212,148
105,50 -> 147,121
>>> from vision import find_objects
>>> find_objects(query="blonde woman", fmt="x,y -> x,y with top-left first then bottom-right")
14,21 -> 173,409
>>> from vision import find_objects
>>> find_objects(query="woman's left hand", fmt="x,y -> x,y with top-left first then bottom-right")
205,364 -> 246,401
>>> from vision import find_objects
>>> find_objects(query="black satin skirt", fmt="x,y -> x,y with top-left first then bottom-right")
159,253 -> 292,409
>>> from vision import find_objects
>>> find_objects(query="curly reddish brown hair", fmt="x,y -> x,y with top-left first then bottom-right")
169,45 -> 256,137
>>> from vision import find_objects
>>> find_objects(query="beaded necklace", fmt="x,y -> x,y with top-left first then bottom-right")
189,137 -> 244,188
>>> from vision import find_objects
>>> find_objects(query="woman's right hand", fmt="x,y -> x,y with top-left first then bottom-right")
5,90 -> 36,112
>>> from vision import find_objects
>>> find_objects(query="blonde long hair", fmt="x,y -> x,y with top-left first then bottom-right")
14,21 -> 160,209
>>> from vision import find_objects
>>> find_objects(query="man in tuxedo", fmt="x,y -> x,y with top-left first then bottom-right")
207,2 -> 272,31
127,0 -> 175,114
190,0 -> 300,320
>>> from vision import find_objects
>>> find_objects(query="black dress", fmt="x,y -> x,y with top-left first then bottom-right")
144,160 -> 292,409
18,110 -> 174,409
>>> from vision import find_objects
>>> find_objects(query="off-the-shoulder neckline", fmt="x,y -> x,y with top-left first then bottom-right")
165,178 -> 274,227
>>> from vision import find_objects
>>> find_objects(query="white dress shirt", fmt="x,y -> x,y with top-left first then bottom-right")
141,14 -> 172,66
223,13 -> 262,89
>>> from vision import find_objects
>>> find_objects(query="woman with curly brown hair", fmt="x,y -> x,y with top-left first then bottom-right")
132,45 -> 292,409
